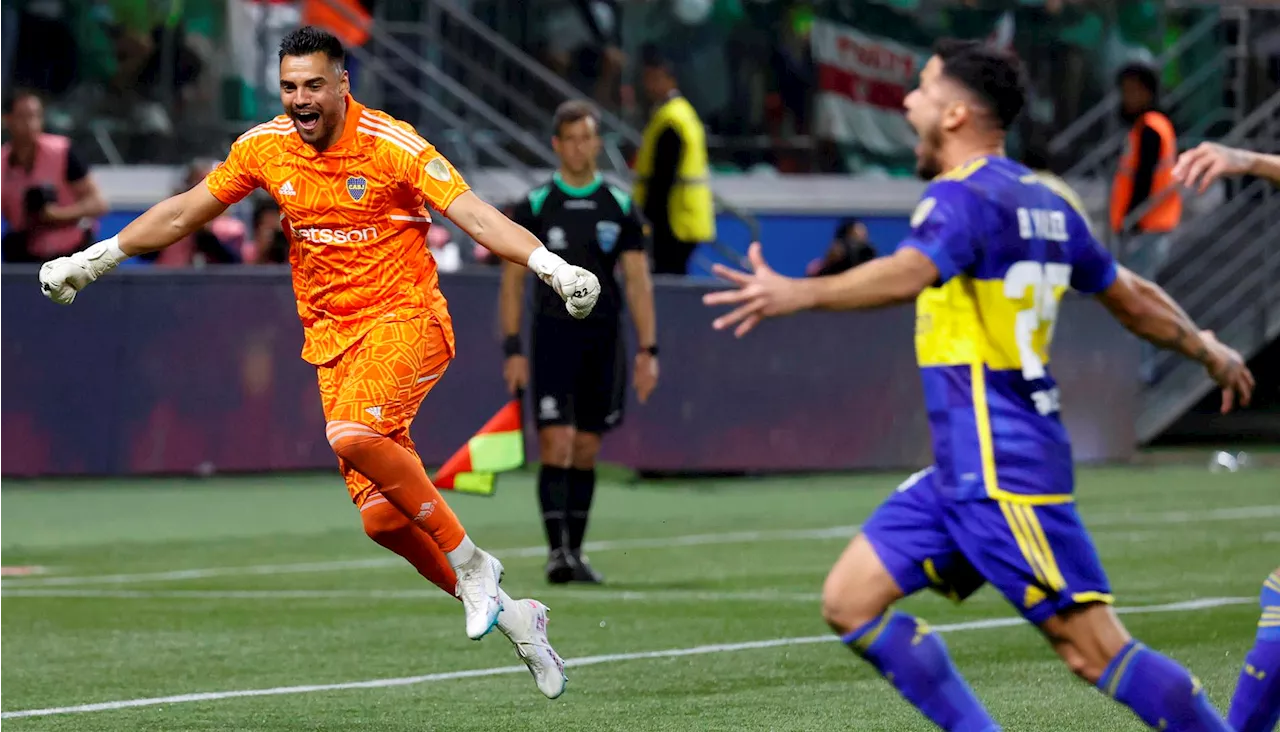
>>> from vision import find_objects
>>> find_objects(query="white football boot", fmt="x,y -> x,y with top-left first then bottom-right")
453,549 -> 504,640
499,598 -> 568,699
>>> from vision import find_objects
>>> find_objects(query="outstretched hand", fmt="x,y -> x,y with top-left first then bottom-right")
702,242 -> 812,338
1172,142 -> 1253,193
1200,330 -> 1255,414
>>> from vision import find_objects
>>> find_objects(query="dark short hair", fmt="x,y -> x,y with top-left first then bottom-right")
552,100 -> 601,136
640,43 -> 674,73
279,26 -> 345,65
253,196 -> 281,226
2,88 -> 41,114
1116,62 -> 1159,96
835,218 -> 863,240
933,38 -> 1027,131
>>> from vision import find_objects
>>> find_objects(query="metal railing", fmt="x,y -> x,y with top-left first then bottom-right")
365,0 -> 763,255
420,0 -> 643,149
1049,8 -> 1246,181
1134,90 -> 1280,442
1049,11 -> 1223,160
316,0 -> 557,177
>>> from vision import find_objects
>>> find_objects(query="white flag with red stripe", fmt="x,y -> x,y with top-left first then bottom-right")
811,19 -> 927,157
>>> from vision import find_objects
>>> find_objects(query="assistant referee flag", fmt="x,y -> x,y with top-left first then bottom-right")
433,398 -> 525,495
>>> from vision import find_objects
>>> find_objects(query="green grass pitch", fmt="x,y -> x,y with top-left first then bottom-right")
2,464 -> 1276,730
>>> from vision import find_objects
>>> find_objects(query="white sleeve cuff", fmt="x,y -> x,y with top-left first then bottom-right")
81,236 -> 130,277
527,245 -> 567,280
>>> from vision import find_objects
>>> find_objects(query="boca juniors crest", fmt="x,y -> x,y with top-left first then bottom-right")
346,176 -> 368,202
596,221 -> 621,253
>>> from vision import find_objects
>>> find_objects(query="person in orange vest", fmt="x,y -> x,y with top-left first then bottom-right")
302,0 -> 372,90
1110,62 -> 1182,283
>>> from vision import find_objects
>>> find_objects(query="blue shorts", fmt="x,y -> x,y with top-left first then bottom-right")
862,466 -> 1113,626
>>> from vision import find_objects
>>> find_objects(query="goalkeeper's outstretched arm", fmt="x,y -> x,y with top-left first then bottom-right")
112,181 -> 231,257
38,182 -> 230,305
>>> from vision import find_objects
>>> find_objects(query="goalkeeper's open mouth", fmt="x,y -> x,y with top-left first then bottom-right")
293,111 -> 321,132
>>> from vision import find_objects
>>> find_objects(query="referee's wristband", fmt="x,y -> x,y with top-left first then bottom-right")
503,334 -> 523,357
642,344 -> 659,357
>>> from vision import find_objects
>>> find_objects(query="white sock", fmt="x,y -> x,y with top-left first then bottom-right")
446,535 -> 477,569
496,589 -> 527,638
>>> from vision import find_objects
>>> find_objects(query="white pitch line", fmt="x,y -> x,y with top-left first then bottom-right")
4,504 -> 1277,589
1086,503 -> 1280,527
0,596 -> 1252,720
0,587 -> 824,603
0,525 -> 860,588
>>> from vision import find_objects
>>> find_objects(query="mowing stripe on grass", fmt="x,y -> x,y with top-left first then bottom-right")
0,596 -> 1253,720
5,504 -> 1277,589
0,587 -> 827,603
0,526 -> 860,588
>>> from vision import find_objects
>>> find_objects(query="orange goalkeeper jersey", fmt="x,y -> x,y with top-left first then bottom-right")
205,96 -> 469,365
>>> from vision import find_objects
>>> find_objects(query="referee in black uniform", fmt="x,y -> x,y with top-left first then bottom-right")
501,100 -> 659,584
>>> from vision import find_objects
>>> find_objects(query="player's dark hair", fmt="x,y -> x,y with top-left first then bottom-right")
552,100 -> 601,137
933,38 -> 1027,132
279,26 -> 346,65
2,88 -> 41,114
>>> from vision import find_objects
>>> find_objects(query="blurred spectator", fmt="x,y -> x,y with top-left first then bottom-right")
806,218 -> 876,277
428,219 -> 463,273
1,3 -> 16,93
537,0 -> 627,110
1044,0 -> 1101,133
1110,62 -> 1182,282
242,197 -> 289,265
97,1 -> 205,134
149,159 -> 245,267
6,1 -> 79,98
633,45 -> 716,275
302,0 -> 373,91
769,3 -> 816,137
1,89 -> 108,263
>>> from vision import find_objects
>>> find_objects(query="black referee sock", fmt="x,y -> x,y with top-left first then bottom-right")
538,466 -> 570,554
566,467 -> 597,553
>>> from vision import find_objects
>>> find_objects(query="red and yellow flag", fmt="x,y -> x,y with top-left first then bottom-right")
432,399 -> 524,496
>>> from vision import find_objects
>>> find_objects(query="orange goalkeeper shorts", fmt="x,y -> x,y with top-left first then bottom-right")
316,313 -> 453,505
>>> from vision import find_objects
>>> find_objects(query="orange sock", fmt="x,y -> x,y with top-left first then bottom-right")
328,422 -> 467,553
360,497 -> 458,597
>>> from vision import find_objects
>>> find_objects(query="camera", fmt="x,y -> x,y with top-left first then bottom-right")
23,183 -> 58,218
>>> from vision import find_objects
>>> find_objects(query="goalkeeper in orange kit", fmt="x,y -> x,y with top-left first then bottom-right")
37,27 -> 600,700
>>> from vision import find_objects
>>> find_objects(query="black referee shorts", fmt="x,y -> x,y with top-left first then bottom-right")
530,315 -> 627,435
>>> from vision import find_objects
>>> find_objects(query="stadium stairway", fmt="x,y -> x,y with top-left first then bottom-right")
336,0 -> 762,265
1049,4 -> 1263,176
1134,90 -> 1280,444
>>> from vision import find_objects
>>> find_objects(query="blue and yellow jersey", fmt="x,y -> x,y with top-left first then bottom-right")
901,156 -> 1117,504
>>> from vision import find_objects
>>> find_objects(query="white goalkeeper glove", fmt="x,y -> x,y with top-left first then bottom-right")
39,236 -> 130,305
527,246 -> 600,319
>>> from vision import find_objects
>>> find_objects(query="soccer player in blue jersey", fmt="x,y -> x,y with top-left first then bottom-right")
1174,141 -> 1280,732
704,39 -> 1256,731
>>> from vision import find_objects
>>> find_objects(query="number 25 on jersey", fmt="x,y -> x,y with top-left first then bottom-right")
1003,260 -> 1071,382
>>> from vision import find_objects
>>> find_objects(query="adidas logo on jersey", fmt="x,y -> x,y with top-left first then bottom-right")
279,180 -> 297,197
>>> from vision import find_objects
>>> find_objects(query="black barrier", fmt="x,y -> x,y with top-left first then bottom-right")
1,267 -> 1138,477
